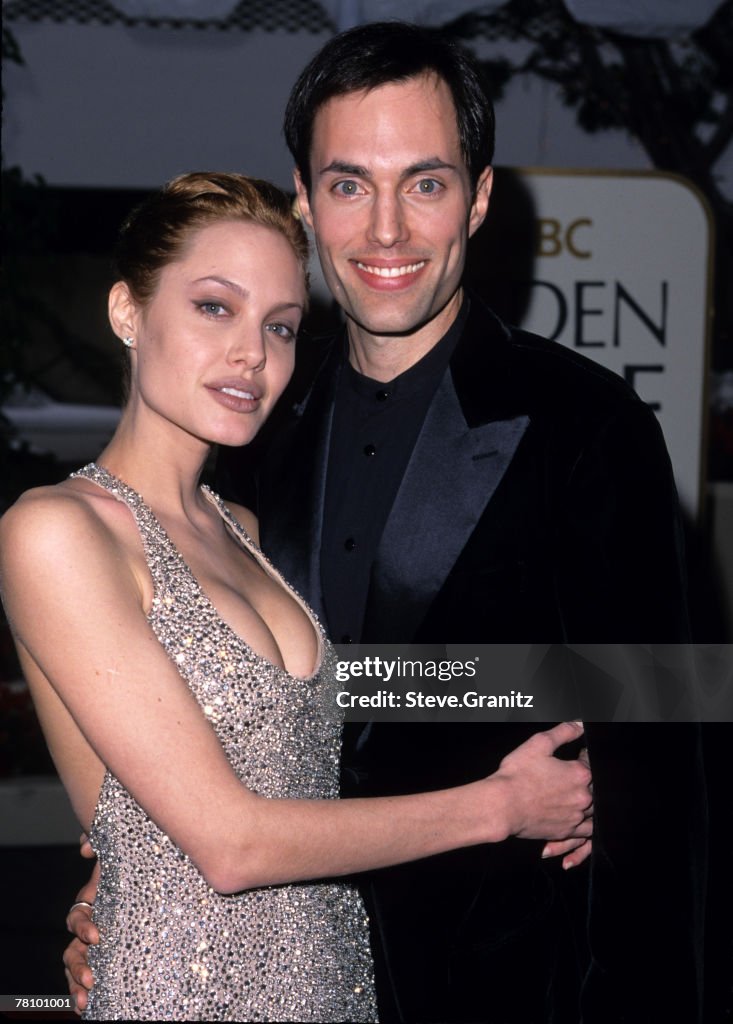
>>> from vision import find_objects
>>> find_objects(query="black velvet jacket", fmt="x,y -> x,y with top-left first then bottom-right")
217,295 -> 706,1024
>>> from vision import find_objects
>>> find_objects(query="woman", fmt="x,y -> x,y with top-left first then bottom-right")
0,173 -> 592,1021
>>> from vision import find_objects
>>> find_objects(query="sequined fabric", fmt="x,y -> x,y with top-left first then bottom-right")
72,464 -> 377,1022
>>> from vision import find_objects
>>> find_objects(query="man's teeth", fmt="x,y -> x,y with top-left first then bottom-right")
356,261 -> 425,278
219,387 -> 255,399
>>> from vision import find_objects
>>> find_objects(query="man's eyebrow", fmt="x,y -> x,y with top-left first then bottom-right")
403,158 -> 459,176
318,158 -> 459,179
192,275 -> 248,297
319,161 -> 369,177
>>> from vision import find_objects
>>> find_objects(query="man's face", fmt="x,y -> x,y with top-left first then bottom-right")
294,74 -> 492,350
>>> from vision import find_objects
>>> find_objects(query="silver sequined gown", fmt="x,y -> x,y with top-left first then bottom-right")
73,464 -> 377,1023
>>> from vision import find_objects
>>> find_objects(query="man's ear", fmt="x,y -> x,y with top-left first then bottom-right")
468,166 -> 493,238
108,281 -> 140,343
293,168 -> 314,230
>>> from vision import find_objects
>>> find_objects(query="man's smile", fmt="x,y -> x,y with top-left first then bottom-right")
353,260 -> 427,278
350,258 -> 429,291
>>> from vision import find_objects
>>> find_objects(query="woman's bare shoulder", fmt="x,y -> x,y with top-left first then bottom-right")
3,478 -> 116,538
2,481 -> 87,542
0,478 -> 138,578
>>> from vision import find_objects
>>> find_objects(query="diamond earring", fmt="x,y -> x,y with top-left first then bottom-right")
122,336 -> 134,348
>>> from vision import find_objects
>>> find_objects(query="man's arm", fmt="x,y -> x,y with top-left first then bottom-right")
558,399 -> 706,1023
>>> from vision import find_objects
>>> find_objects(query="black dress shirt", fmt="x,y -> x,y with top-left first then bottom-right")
321,299 -> 469,643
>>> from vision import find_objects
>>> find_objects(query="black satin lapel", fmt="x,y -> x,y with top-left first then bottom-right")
366,372 -> 529,642
260,359 -> 341,628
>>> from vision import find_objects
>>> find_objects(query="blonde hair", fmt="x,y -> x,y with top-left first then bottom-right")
115,171 -> 309,305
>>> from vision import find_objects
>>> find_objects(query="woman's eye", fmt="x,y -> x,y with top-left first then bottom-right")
196,301 -> 229,317
265,322 -> 296,341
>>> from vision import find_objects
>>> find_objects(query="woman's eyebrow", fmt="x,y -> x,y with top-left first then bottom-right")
192,275 -> 248,297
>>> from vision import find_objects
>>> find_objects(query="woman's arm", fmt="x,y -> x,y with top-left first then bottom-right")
0,491 -> 591,895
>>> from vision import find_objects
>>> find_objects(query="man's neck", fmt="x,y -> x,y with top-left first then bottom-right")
346,288 -> 464,382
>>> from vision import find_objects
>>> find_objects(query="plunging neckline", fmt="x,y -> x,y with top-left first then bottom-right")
74,463 -> 324,684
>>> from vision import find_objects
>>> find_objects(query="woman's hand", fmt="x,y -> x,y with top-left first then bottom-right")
541,744 -> 593,868
63,853 -> 100,1015
490,722 -> 593,847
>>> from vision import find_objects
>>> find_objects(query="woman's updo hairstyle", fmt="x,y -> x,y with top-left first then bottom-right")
114,171 -> 309,305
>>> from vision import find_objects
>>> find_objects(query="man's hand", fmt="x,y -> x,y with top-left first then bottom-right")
64,843 -> 100,1015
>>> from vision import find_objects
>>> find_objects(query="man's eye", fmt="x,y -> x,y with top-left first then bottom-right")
266,322 -> 296,341
413,178 -> 441,195
334,180 -> 362,196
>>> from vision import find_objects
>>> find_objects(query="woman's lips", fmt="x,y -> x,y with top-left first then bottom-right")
218,385 -> 257,399
206,380 -> 263,412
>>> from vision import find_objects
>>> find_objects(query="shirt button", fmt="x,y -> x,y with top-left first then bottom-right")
363,444 -> 376,457
375,389 -> 390,401
341,634 -> 353,644
344,537 -> 356,551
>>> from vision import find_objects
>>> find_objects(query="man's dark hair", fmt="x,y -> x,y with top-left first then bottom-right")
284,21 -> 495,193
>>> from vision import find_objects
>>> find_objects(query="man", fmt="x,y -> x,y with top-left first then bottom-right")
66,22 -> 705,1023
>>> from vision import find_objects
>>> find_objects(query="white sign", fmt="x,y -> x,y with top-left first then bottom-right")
517,169 -> 712,518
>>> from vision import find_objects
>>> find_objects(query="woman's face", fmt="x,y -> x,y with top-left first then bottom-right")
120,219 -> 306,449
